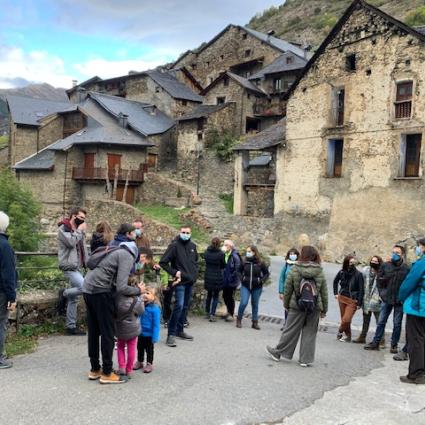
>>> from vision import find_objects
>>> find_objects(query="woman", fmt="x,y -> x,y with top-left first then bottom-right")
236,245 -> 269,330
353,255 -> 383,344
203,237 -> 225,322
266,246 -> 328,366
222,240 -> 241,322
278,248 -> 300,322
90,221 -> 113,252
333,255 -> 364,342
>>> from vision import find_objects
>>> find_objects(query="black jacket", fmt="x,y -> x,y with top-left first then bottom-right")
0,233 -> 18,302
160,237 -> 199,285
240,258 -> 269,290
377,261 -> 410,305
333,268 -> 364,306
203,246 -> 225,291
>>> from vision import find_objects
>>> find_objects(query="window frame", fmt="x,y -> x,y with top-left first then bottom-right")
399,133 -> 422,178
326,139 -> 344,178
394,80 -> 413,120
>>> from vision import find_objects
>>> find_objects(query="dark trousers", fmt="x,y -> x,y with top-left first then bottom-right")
205,289 -> 220,316
83,292 -> 115,375
360,311 -> 380,337
168,283 -> 193,336
406,314 -> 425,379
137,335 -> 154,364
161,288 -> 173,322
222,287 -> 235,317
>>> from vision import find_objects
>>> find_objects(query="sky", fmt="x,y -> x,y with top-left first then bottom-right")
0,0 -> 283,90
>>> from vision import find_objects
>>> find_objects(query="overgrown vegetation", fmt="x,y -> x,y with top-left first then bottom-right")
406,6 -> 425,27
204,128 -> 238,162
0,134 -> 7,149
219,193 -> 234,214
313,13 -> 338,30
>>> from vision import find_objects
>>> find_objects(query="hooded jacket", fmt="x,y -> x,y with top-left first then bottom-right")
140,302 -> 161,343
159,236 -> 199,285
399,256 -> 425,318
284,262 -> 328,313
203,246 -> 225,291
57,219 -> 88,271
278,259 -> 296,294
115,293 -> 144,340
0,233 -> 17,302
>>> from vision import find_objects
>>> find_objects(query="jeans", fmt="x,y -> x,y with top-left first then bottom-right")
222,287 -> 236,317
237,285 -> 262,321
117,336 -> 137,374
63,270 -> 84,329
205,290 -> 220,316
373,302 -> 403,346
168,284 -> 193,336
0,292 -> 9,360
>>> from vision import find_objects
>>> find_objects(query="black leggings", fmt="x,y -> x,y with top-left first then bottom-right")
137,335 -> 154,364
222,287 -> 236,317
161,288 -> 173,322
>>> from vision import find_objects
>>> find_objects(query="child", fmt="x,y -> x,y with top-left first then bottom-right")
134,286 -> 161,373
115,275 -> 145,378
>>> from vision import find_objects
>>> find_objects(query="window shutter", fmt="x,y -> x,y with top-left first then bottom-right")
399,136 -> 407,177
327,140 -> 336,177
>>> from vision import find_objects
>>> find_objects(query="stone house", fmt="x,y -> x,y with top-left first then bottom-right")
235,0 -> 425,260
67,68 -> 203,119
172,24 -> 310,89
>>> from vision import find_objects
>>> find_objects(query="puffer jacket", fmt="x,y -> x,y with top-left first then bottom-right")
57,219 -> 88,271
203,246 -> 225,291
223,250 -> 241,288
399,256 -> 425,318
378,260 -> 410,305
115,294 -> 144,340
240,257 -> 269,290
0,233 -> 18,302
284,262 -> 328,313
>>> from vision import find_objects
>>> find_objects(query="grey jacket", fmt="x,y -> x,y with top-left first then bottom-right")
115,295 -> 144,340
57,223 -> 88,271
83,242 -> 140,296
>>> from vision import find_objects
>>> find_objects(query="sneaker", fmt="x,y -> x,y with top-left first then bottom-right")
204,314 -> 210,320
57,288 -> 67,315
0,358 -> 13,369
184,320 -> 189,328
339,336 -> 351,343
133,361 -> 144,370
166,336 -> 177,347
380,338 -> 386,349
336,332 -> 343,340
143,363 -> 153,373
265,346 -> 280,362
66,327 -> 86,336
415,375 -> 425,385
164,322 -> 168,328
393,351 -> 409,361
115,368 -> 126,376
364,342 -> 380,350
225,315 -> 234,322
88,369 -> 102,380
209,315 -> 217,322
390,345 -> 398,354
99,372 -> 128,384
299,363 -> 312,367
400,375 -> 416,384
177,332 -> 193,340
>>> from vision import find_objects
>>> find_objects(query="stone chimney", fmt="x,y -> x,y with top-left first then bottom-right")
118,112 -> 129,128
77,87 -> 87,104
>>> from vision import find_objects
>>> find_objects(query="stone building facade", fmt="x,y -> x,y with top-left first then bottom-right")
236,0 -> 425,260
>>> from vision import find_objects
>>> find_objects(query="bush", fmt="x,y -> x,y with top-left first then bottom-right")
313,13 -> 338,30
406,6 -> 425,27
204,128 -> 238,162
219,193 -> 234,214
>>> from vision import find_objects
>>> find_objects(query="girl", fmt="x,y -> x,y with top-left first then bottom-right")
266,246 -> 328,367
333,255 -> 364,342
203,237 -> 225,322
278,248 -> 300,323
115,275 -> 145,378
236,245 -> 269,330
134,286 -> 161,373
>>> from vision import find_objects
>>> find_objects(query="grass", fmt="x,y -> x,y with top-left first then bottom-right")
0,134 -> 7,149
219,193 -> 233,214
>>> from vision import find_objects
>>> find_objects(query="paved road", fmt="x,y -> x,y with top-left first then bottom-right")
2,318 -> 384,425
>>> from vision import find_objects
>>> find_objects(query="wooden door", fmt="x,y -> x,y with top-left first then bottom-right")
84,153 -> 95,169
116,185 -> 135,205
147,153 -> 157,169
107,153 -> 121,179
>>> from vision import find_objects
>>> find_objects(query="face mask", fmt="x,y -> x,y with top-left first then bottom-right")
348,264 -> 356,270
221,246 -> 227,253
74,217 -> 85,227
415,246 -> 423,257
391,253 -> 401,263
289,254 -> 297,262
180,233 -> 191,241
370,262 -> 380,270
135,229 -> 142,237
246,251 -> 254,258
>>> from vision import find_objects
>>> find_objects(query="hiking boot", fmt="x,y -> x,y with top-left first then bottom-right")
393,351 -> 409,361
400,375 -> 416,384
57,288 -> 67,315
225,315 -> 234,322
379,338 -> 386,349
265,346 -> 280,362
143,363 -> 153,373
0,358 -> 13,369
66,327 -> 86,336
99,372 -> 127,384
364,342 -> 380,350
209,315 -> 217,322
166,336 -> 177,347
390,344 -> 398,354
252,320 -> 260,330
352,335 -> 366,344
415,375 -> 425,384
88,369 -> 102,380
177,332 -> 193,340
133,361 -> 144,370
236,318 -> 242,328
339,336 -> 351,343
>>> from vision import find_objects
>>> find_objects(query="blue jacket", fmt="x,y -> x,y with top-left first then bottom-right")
0,233 -> 17,302
139,303 -> 161,343
223,250 -> 241,288
278,261 -> 295,294
399,256 -> 425,318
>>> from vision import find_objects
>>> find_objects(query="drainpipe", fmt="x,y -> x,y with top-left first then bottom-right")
62,151 -> 68,214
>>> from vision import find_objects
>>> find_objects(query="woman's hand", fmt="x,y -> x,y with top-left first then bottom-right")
334,295 -> 338,300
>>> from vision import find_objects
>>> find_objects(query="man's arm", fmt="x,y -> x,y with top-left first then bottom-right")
58,228 -> 84,249
399,261 -> 425,302
159,243 -> 178,277
115,253 -> 141,296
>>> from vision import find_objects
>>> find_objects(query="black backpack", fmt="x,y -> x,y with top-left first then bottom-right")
87,245 -> 124,270
297,278 -> 318,314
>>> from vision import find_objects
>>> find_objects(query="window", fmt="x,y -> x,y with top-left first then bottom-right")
274,78 -> 282,92
181,100 -> 187,106
155,86 -> 161,93
286,56 -> 294,65
216,96 -> 226,105
400,134 -> 422,177
191,63 -> 197,70
223,76 -> 229,87
395,81 -> 413,119
346,54 -> 356,71
220,55 -> 224,61
327,139 -> 344,177
332,88 -> 345,126
245,49 -> 251,57
242,33 -> 247,40
206,61 -> 210,67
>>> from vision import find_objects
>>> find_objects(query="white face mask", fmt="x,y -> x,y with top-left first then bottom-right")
221,246 -> 227,253
289,254 -> 297,262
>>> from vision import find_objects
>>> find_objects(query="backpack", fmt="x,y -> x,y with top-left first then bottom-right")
87,245 -> 124,270
297,278 -> 318,314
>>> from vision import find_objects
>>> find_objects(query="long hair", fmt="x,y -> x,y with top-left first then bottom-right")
369,255 -> 383,265
342,255 -> 355,271
298,246 -> 321,264
247,245 -> 261,262
95,221 -> 113,244
145,286 -> 161,306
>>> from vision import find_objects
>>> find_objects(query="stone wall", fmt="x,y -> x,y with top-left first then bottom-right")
246,187 -> 274,217
0,145 -> 8,167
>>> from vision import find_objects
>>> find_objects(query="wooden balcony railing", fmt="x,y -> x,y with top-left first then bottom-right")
395,101 -> 412,119
72,167 -> 145,183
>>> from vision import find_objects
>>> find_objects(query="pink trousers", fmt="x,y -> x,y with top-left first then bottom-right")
117,336 -> 137,374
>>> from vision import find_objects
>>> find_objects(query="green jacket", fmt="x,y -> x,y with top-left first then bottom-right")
284,262 -> 328,313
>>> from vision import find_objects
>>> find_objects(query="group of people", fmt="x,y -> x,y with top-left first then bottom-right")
1,207 -> 425,387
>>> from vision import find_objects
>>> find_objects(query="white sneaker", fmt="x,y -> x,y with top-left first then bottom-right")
299,362 -> 311,367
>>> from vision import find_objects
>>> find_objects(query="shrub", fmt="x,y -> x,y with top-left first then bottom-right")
204,128 -> 238,162
313,13 -> 338,30
405,6 -> 425,27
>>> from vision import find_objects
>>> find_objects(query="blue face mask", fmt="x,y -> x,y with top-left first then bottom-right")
416,246 -> 423,257
391,253 -> 401,263
246,251 -> 254,258
135,228 -> 142,237
180,233 -> 191,241
289,254 -> 297,262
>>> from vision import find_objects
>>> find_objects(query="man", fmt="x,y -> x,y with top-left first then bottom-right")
133,218 -> 151,249
83,223 -> 143,384
57,207 -> 88,335
160,225 -> 198,347
0,212 -> 18,369
398,238 -> 425,384
365,244 -> 410,353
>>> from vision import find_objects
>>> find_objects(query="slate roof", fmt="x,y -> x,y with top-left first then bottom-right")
234,119 -> 285,151
89,92 -> 175,136
146,70 -> 203,102
249,52 -> 308,80
177,103 -> 232,121
14,148 -> 55,170
249,153 -> 272,166
7,95 -> 77,126
227,72 -> 267,95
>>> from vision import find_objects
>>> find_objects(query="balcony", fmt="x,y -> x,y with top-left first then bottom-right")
253,98 -> 285,117
394,101 -> 412,119
72,167 -> 145,184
